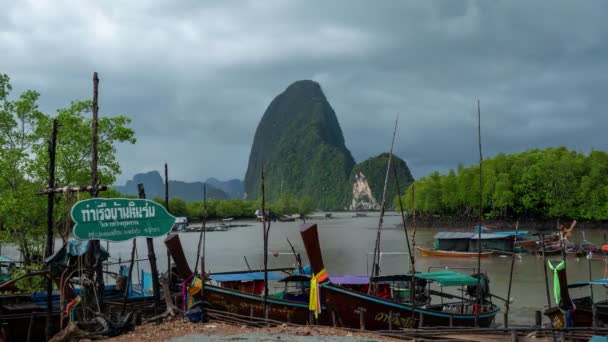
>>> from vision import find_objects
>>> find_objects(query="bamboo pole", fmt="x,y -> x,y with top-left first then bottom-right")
45,119 -> 58,342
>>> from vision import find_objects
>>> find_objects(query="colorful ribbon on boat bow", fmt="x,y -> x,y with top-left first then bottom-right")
309,268 -> 328,319
547,260 -> 565,305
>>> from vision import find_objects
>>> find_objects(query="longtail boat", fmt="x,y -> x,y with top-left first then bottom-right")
545,262 -> 608,328
164,233 -> 328,325
415,232 -> 518,258
300,223 -> 500,329
416,246 -> 493,258
515,234 -> 559,248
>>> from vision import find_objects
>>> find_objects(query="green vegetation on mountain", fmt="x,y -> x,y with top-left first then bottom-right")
244,80 -> 355,209
399,147 -> 608,220
352,153 -> 414,208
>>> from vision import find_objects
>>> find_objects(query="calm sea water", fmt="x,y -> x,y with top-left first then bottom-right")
4,212 -> 606,326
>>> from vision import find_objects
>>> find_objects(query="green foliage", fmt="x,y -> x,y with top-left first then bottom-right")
243,80 -> 355,210
296,196 -> 315,216
0,73 -> 135,262
12,265 -> 46,292
351,153 -> 414,208
402,147 -> 608,220
168,197 -> 188,217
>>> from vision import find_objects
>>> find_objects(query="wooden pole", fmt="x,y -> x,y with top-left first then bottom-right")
476,99 -> 483,326
505,220 -> 519,328
370,116 -> 398,282
139,184 -> 161,309
45,119 -> 58,342
121,239 -> 137,315
202,185 -> 207,277
588,244 -> 594,301
411,181 -> 416,248
164,163 -> 171,283
87,71 -> 104,314
392,163 -> 416,305
541,233 -> 552,309
91,72 -> 99,195
261,168 -> 269,319
194,184 -> 207,274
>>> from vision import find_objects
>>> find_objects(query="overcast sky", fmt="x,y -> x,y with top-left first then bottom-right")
3,1 -> 607,185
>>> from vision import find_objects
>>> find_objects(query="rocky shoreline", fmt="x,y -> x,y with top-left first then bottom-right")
104,320 -> 399,342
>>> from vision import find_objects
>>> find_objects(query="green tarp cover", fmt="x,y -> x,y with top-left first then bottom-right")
414,271 -> 478,286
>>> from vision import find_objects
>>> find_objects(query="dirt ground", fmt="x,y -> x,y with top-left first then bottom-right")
104,320 -> 402,342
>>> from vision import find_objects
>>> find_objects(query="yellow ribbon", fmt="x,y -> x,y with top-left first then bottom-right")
309,268 -> 328,319
187,277 -> 202,310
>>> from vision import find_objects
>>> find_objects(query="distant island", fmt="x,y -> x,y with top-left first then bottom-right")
113,171 -> 244,201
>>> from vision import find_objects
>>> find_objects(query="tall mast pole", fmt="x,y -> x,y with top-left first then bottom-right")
370,116 -> 398,283
392,163 -> 416,304
476,99 -> 483,325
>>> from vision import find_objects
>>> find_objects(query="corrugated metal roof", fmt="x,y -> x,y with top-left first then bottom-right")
434,232 -> 475,240
434,232 -> 512,240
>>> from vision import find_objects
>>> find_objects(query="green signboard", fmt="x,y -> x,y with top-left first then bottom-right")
71,198 -> 176,241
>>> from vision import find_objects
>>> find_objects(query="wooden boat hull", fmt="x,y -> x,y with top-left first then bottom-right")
321,283 -> 498,329
515,235 -> 559,248
204,284 -> 329,325
416,246 -> 493,258
545,302 -> 608,328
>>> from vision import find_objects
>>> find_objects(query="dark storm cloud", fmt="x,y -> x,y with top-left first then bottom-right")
1,0 -> 607,183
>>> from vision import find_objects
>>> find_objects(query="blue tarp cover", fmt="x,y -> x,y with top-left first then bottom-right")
210,272 -> 283,282
568,278 -> 608,288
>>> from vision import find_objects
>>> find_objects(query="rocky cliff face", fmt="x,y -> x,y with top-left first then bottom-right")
350,153 -> 414,208
243,80 -> 355,209
350,171 -> 379,210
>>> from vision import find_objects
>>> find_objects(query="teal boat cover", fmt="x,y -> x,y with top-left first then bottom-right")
0,256 -> 14,263
414,271 -> 478,286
